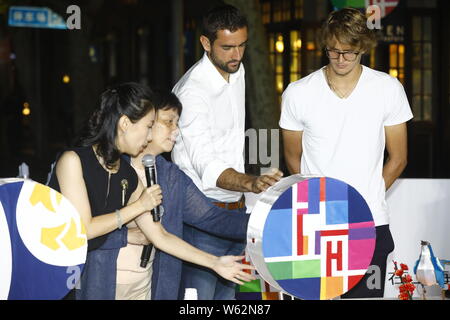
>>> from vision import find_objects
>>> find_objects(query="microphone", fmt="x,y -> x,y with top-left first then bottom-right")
140,154 -> 160,268
142,154 -> 161,222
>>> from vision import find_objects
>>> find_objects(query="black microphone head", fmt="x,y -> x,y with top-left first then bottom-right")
142,154 -> 155,168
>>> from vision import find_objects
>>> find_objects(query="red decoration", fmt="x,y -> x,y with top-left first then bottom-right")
393,261 -> 416,300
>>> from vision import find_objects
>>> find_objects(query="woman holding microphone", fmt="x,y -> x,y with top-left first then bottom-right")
48,83 -> 254,299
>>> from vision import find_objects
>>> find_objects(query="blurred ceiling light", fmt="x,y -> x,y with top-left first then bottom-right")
89,46 -> 98,63
63,75 -> 70,84
389,69 -> 399,78
306,41 -> 316,51
277,80 -> 283,92
275,36 -> 284,53
22,102 -> 30,116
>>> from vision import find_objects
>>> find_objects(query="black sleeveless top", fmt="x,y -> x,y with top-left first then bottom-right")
48,146 -> 138,251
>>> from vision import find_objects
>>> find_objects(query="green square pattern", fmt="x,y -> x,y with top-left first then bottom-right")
267,259 -> 321,280
266,261 -> 293,280
293,260 -> 321,278
238,279 -> 262,292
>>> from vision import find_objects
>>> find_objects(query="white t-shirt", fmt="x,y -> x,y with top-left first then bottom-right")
279,65 -> 413,226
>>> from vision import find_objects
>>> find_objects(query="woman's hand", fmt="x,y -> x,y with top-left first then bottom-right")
127,227 -> 151,245
138,184 -> 162,213
212,256 -> 256,285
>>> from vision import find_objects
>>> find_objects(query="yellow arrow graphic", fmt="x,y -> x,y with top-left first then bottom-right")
29,184 -> 56,213
61,218 -> 86,251
41,223 -> 66,250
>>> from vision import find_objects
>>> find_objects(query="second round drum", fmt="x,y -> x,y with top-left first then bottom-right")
247,175 -> 376,300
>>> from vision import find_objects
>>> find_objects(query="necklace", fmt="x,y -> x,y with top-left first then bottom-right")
325,65 -> 362,99
91,146 -> 119,207
92,146 -> 119,173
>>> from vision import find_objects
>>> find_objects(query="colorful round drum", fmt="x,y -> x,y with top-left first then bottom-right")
247,175 -> 376,300
0,179 -> 87,300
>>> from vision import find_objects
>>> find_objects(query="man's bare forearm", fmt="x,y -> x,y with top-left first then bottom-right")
383,157 -> 407,190
216,168 -> 283,194
285,154 -> 301,175
216,168 -> 254,192
281,129 -> 302,175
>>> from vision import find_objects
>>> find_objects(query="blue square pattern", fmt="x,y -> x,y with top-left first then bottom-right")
278,277 -> 321,300
272,186 -> 292,210
347,185 -> 373,224
307,178 -> 320,214
262,209 -> 293,258
325,201 -> 348,225
325,178 -> 348,201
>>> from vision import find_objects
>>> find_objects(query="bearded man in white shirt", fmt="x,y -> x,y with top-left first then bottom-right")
172,5 -> 282,300
280,8 -> 413,298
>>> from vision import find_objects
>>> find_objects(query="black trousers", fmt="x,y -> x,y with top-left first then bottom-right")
341,224 -> 395,299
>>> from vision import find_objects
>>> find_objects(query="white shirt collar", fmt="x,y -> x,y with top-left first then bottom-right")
200,52 -> 243,88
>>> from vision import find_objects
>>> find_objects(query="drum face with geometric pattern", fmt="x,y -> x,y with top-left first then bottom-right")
247,175 -> 376,300
0,179 -> 87,300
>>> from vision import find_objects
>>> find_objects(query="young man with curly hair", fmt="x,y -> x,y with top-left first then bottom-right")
280,7 -> 413,298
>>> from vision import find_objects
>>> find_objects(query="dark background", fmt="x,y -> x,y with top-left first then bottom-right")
0,0 -> 448,183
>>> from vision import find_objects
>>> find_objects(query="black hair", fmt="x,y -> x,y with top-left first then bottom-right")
74,82 -> 155,169
154,90 -> 182,116
201,4 -> 248,43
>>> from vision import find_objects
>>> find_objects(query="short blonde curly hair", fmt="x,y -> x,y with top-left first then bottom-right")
320,7 -> 378,53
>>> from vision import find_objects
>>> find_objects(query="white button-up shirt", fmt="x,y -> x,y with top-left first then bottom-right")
172,52 -> 246,202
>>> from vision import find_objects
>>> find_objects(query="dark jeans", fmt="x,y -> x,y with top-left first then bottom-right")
341,224 -> 395,298
179,205 -> 247,300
